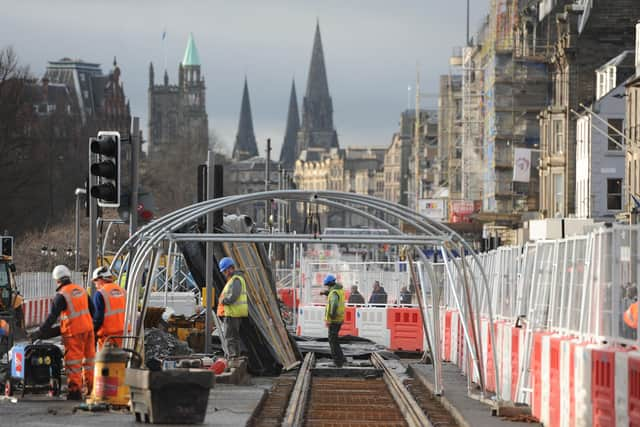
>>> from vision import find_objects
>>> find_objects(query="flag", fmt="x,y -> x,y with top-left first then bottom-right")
513,148 -> 532,183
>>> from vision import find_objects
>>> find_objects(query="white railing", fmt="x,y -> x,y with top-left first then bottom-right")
16,271 -> 85,300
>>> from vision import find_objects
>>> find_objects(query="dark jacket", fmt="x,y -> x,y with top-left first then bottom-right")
368,287 -> 388,304
348,291 -> 365,304
400,291 -> 412,305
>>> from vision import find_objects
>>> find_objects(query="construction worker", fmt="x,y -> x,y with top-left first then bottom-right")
92,266 -> 125,351
323,274 -> 346,368
31,265 -> 95,400
624,301 -> 638,329
218,257 -> 248,362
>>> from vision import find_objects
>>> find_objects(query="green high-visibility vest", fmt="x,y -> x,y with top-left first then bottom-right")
324,287 -> 345,323
222,274 -> 249,318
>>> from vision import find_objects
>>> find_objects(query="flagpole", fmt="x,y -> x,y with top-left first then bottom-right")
163,28 -> 167,73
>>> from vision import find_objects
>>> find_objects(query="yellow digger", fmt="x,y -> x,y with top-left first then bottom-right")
0,255 -> 25,359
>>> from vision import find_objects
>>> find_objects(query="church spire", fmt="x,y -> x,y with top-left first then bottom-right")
279,80 -> 300,170
297,21 -> 339,153
232,78 -> 259,161
182,33 -> 201,66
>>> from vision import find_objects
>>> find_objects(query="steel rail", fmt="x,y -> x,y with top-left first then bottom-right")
371,352 -> 432,427
281,352 -> 314,427
166,233 -> 448,245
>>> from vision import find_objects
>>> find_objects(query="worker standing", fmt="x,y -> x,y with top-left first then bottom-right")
91,266 -> 125,351
218,257 -> 248,363
31,265 -> 95,400
323,274 -> 346,368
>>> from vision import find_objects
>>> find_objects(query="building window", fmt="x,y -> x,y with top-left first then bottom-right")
553,173 -> 564,216
607,178 -> 622,210
552,119 -> 563,153
607,119 -> 623,150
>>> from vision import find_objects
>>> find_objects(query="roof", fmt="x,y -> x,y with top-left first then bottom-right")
597,50 -> 635,72
182,33 -> 201,66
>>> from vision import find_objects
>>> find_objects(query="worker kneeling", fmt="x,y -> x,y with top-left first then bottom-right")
323,274 -> 346,368
92,266 -> 125,351
218,257 -> 248,365
32,265 -> 95,400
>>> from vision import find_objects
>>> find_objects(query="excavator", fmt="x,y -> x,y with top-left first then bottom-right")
0,254 -> 25,360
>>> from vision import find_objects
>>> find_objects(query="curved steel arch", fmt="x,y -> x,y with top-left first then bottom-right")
115,190 -> 500,400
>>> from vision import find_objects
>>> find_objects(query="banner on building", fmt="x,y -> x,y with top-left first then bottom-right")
449,200 -> 476,224
513,148 -> 532,183
418,199 -> 446,221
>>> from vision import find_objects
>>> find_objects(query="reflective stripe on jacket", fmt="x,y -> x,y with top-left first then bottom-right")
97,282 -> 125,337
324,286 -> 345,323
59,284 -> 93,336
222,274 -> 248,318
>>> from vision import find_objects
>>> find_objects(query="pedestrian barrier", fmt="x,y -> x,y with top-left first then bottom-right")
339,306 -> 358,337
629,354 -> 640,426
355,307 -> 390,347
387,307 -> 423,351
296,305 -> 326,338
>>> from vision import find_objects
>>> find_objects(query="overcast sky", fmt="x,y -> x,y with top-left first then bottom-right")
2,0 -> 488,156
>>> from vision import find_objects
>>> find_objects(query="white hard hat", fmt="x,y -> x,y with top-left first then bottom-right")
52,265 -> 72,281
92,266 -> 113,281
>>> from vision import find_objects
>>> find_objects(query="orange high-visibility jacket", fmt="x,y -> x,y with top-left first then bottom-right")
97,282 -> 126,337
59,284 -> 93,336
624,301 -> 638,329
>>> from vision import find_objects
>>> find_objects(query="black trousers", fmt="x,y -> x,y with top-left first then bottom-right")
328,322 -> 345,366
224,317 -> 242,358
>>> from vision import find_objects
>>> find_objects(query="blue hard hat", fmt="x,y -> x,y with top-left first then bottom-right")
323,274 -> 336,286
218,257 -> 235,273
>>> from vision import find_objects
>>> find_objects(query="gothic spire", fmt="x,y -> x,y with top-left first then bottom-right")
279,80 -> 300,170
232,78 -> 259,161
297,21 -> 339,152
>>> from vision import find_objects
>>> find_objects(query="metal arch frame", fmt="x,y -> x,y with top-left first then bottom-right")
112,190 -> 501,400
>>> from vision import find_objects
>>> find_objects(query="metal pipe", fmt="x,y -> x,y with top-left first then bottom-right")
74,187 -> 86,272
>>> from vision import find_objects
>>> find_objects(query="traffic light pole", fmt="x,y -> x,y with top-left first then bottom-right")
204,150 -> 214,353
88,150 -> 98,294
130,117 -> 140,236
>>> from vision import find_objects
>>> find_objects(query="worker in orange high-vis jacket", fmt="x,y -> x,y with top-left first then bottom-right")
31,265 -> 95,400
91,266 -> 125,351
624,301 -> 638,329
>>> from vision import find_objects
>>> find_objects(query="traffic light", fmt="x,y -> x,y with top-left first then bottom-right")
0,237 -> 13,258
89,131 -> 120,207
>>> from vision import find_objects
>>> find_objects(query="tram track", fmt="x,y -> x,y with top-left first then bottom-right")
251,352 -> 459,427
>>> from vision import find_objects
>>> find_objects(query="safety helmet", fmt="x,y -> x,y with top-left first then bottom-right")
323,274 -> 337,286
218,257 -> 235,273
92,266 -> 114,281
52,265 -> 72,281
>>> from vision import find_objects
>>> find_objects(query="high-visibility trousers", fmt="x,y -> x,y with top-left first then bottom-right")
63,330 -> 96,394
97,333 -> 123,352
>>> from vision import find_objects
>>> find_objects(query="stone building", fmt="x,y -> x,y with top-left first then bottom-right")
538,1 -> 640,217
438,72 -> 463,202
294,147 -> 384,227
575,51 -> 633,219
148,33 -> 208,157
4,58 -> 131,234
625,22 -> 640,217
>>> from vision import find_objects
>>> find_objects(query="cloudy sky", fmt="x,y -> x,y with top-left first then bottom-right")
2,0 -> 488,156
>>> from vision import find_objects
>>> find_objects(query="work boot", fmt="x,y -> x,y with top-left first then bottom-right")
67,390 -> 82,401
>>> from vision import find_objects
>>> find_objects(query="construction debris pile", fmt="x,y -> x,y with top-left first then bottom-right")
144,328 -> 192,363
